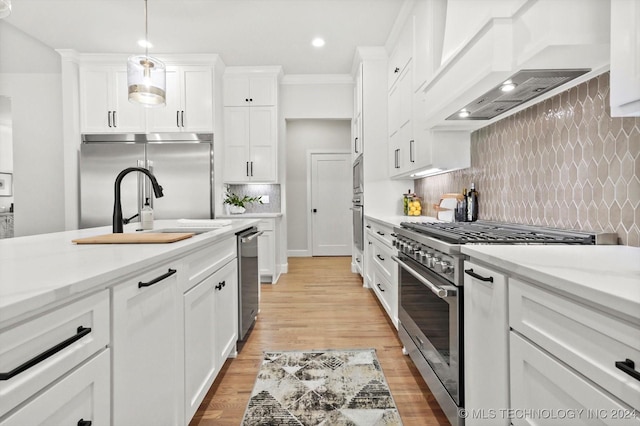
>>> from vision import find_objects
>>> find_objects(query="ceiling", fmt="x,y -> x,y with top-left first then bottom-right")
5,0 -> 404,75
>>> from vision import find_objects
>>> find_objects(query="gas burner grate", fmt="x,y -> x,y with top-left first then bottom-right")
400,221 -> 596,245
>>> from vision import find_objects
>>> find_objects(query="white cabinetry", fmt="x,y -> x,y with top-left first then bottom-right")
610,0 -> 640,116
223,67 -> 281,183
463,262 -> 509,426
112,264 -> 182,426
258,218 -> 280,283
388,63 -> 415,177
352,63 -> 363,160
147,66 -> 213,132
80,67 -> 146,133
364,218 -> 398,328
0,290 -> 110,421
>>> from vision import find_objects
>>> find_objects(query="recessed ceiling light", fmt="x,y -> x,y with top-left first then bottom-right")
458,109 -> 470,118
311,37 -> 325,48
500,80 -> 516,92
138,39 -> 153,48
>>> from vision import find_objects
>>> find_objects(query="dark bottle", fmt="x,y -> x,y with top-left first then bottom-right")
467,183 -> 478,222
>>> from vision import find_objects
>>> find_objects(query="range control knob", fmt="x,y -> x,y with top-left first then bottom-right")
429,256 -> 440,268
435,260 -> 453,274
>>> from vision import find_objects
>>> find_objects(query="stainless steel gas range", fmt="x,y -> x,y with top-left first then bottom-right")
392,220 -> 616,426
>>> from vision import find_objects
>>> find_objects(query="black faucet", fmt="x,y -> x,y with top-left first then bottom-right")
113,167 -> 164,233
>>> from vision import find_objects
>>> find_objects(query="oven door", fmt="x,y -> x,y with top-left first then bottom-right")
394,253 -> 462,405
351,203 -> 363,251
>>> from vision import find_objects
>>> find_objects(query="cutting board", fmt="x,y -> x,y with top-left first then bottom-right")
72,233 -> 195,244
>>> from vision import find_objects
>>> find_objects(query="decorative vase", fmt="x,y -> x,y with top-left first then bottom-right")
229,205 -> 246,214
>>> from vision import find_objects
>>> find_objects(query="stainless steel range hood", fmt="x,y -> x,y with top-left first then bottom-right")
446,69 -> 590,121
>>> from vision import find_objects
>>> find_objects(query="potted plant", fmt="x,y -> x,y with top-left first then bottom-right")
223,191 -> 263,214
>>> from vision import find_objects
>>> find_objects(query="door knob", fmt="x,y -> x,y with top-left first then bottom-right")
312,209 -> 317,213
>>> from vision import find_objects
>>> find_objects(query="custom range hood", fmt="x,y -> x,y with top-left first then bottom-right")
419,0 -> 611,130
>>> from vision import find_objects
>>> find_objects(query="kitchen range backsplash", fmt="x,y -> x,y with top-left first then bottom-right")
415,72 -> 640,246
225,184 -> 281,214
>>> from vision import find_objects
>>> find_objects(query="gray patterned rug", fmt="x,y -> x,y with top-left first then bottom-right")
241,349 -> 403,426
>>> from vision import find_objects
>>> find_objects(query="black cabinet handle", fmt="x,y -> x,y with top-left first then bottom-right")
0,326 -> 92,381
354,137 -> 359,153
376,231 -> 385,236
78,420 -> 92,426
616,359 -> 640,381
113,111 -> 117,127
250,161 -> 254,176
390,233 -> 397,237
376,254 -> 385,261
376,283 -> 385,292
108,111 -> 112,128
312,208 -> 317,213
410,140 -> 415,163
464,268 -> 494,282
181,110 -> 185,127
245,98 -> 249,102
176,111 -> 180,127
246,162 -> 250,176
368,241 -> 372,245
138,268 -> 177,288
366,225 -> 371,229
216,280 -> 226,290
395,149 -> 400,169
394,67 -> 400,73
249,98 -> 253,102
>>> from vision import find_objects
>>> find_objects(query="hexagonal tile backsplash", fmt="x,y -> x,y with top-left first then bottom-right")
415,72 -> 640,246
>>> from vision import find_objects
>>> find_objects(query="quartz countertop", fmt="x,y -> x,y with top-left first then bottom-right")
0,219 -> 259,326
217,213 -> 282,219
461,245 -> 640,320
364,214 -> 441,228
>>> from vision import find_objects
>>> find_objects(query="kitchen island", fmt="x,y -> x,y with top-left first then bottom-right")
0,218 -> 259,425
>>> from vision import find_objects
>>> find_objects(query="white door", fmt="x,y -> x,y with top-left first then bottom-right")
310,153 -> 352,256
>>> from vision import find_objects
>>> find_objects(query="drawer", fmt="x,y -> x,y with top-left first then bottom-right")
510,278 -> 640,410
0,290 -> 110,417
365,220 -> 396,248
258,219 -> 274,232
372,264 -> 397,327
372,241 -> 395,280
510,333 -> 638,425
1,349 -> 110,426
183,237 -> 236,291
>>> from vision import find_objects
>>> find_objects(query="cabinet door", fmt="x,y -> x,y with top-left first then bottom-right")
184,272 -> 217,423
463,261 -> 509,426
147,68 -> 182,132
223,107 -> 251,182
112,265 -> 182,426
80,69 -> 111,133
112,69 -> 146,132
223,75 -> 250,106
610,0 -> 640,116
0,349 -> 110,426
248,76 -> 276,106
183,67 -> 213,131
249,106 -> 277,182
215,260 -> 238,365
258,230 -> 274,283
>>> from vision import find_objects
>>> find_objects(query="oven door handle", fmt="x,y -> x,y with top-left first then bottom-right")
392,255 -> 456,298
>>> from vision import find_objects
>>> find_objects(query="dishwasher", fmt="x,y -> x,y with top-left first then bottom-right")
236,227 -> 262,342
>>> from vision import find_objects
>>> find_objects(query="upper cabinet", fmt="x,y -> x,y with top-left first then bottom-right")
223,73 -> 277,107
352,63 -> 363,160
147,66 -> 213,132
80,66 -> 146,133
76,54 -> 221,134
610,0 -> 640,116
223,67 -> 282,183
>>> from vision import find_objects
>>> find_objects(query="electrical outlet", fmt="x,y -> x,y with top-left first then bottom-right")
261,195 -> 270,204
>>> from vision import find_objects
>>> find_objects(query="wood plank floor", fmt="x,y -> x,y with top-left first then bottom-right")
190,256 -> 450,425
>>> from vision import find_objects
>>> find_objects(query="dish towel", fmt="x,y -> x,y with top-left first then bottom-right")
177,219 -> 232,228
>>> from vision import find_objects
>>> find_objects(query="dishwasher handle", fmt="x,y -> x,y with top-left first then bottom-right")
241,231 -> 264,243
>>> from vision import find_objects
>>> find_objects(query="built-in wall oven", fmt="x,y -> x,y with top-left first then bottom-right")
352,154 -> 364,251
392,220 -> 613,426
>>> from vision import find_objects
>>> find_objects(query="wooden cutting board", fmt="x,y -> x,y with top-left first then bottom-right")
72,233 -> 195,244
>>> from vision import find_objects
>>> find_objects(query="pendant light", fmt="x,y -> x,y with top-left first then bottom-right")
127,0 -> 166,107
0,0 -> 11,18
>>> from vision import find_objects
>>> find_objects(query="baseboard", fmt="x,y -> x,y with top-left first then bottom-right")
288,249 -> 310,257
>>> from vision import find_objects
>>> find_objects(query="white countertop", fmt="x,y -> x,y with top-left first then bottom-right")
365,214 -> 441,228
217,213 -> 282,219
461,245 -> 640,320
0,219 -> 259,326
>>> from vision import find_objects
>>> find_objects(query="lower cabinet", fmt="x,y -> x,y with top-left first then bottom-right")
0,350 -> 110,426
364,218 -> 398,328
112,264 -> 183,426
258,218 -> 280,283
184,259 -> 238,423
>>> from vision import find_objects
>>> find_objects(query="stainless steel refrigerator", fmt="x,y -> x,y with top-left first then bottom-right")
80,133 -> 214,229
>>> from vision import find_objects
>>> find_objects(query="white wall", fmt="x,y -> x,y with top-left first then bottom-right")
285,119 -> 351,254
0,22 -> 65,236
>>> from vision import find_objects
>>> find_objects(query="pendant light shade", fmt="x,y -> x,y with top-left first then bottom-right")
127,0 -> 166,107
0,0 -> 12,18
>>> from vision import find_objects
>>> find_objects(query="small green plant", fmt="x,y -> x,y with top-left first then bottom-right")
223,191 -> 263,208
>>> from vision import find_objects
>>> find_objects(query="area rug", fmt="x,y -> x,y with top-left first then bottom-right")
241,349 -> 403,425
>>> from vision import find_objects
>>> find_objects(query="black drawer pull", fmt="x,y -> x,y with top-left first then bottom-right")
376,283 -> 385,292
216,280 -> 226,291
366,225 -> 371,229
615,359 -> 640,381
0,326 -> 92,381
464,268 -> 493,282
376,254 -> 385,261
376,231 -> 385,236
138,268 -> 177,288
78,420 -> 92,426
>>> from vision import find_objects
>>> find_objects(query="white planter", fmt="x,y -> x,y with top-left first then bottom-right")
229,206 -> 246,214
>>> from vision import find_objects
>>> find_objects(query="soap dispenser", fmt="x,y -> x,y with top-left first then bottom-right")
141,198 -> 154,230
